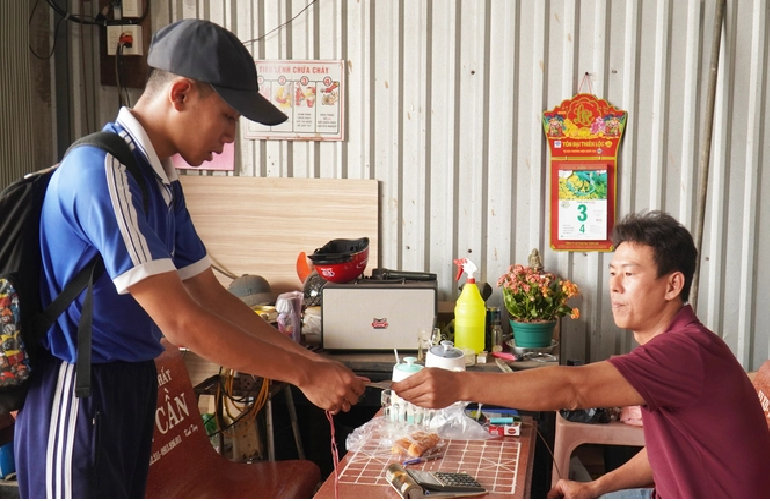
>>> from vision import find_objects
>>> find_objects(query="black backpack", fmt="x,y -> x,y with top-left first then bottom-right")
0,131 -> 148,413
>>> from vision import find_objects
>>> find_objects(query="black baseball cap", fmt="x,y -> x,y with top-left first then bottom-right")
147,19 -> 287,126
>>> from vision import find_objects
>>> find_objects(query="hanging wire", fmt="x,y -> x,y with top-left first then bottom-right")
29,5 -> 66,60
241,0 -> 319,45
577,72 -> 593,94
212,368 -> 270,440
115,43 -> 124,110
209,254 -> 239,280
44,0 -> 146,25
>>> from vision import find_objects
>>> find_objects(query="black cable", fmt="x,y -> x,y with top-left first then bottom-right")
207,372 -> 262,438
29,13 -> 65,60
207,408 -> 253,438
29,0 -> 40,24
116,43 -> 124,110
44,0 -> 99,25
118,42 -> 131,107
241,0 -> 318,44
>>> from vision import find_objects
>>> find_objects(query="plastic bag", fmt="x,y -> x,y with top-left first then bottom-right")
346,402 -> 497,458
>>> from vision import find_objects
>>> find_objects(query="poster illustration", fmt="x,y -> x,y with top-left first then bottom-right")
245,60 -> 344,141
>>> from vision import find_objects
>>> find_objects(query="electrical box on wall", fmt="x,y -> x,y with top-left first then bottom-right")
121,0 -> 143,18
99,0 -> 151,88
106,26 -> 144,56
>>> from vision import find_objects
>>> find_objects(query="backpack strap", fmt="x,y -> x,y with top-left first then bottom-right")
40,255 -> 103,398
49,131 -> 149,398
67,131 -> 149,214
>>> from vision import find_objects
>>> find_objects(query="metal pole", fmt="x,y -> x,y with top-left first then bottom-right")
691,0 -> 726,312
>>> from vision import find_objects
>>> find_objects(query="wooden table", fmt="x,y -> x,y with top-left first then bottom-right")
314,416 -> 537,499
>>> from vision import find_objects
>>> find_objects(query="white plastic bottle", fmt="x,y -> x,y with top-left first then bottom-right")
391,357 -> 423,423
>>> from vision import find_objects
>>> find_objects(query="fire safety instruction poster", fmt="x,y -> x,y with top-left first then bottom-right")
245,60 -> 344,141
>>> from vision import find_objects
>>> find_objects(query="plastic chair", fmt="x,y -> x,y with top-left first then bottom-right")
551,363 -> 770,488
551,412 -> 644,488
752,361 -> 770,430
145,339 -> 321,498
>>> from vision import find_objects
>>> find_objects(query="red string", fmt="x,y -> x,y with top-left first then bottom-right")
578,71 -> 593,94
326,410 -> 339,499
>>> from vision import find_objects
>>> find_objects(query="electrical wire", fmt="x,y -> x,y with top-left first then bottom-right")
115,43 -> 124,110
212,368 -> 270,441
210,254 -> 239,280
241,0 -> 319,45
29,8 -> 66,60
118,43 -> 131,107
522,420 -> 562,480
44,0 -> 145,25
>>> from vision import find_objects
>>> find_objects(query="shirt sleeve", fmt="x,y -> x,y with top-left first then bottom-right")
56,146 -> 176,294
169,181 -> 210,280
609,330 -> 706,411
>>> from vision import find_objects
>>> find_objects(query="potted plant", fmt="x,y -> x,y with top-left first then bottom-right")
497,264 -> 580,348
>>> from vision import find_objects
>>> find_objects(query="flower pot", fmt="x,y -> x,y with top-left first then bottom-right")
509,320 -> 556,348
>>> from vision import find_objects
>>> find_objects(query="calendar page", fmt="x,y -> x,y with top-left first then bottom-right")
557,170 -> 608,241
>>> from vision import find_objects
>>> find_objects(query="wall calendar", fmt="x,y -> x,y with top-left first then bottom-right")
543,93 -> 627,252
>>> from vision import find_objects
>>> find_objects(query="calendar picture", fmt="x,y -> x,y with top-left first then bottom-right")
557,170 -> 607,241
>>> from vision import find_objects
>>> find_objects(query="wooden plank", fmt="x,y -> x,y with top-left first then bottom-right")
181,176 -> 379,294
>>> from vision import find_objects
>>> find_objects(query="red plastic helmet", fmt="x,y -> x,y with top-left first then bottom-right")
308,237 -> 369,283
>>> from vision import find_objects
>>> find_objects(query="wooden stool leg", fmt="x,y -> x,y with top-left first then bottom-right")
267,398 -> 275,461
217,387 -> 226,457
284,386 -> 305,460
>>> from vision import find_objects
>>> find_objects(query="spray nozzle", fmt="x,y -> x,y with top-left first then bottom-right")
453,258 -> 477,283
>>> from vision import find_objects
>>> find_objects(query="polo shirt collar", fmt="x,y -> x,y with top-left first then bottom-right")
665,304 -> 699,332
115,107 -> 178,184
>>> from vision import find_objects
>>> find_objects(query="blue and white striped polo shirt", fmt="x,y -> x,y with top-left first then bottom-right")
39,107 -> 210,363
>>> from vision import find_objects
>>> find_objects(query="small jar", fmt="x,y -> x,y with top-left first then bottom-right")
391,357 -> 423,423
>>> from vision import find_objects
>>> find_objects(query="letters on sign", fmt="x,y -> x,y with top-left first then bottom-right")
149,364 -> 198,466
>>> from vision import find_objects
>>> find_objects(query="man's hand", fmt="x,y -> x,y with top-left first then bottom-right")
547,479 -> 601,499
391,367 -> 463,408
298,359 -> 366,414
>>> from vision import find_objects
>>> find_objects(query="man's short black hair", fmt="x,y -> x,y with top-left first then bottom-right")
611,210 -> 698,302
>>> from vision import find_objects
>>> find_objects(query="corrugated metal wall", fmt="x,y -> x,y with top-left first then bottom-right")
1,2 -> 37,186
57,0 -> 770,369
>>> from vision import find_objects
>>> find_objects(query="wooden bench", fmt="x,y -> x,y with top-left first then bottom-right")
145,340 -> 321,498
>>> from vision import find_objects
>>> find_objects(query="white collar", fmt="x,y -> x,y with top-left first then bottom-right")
115,107 -> 178,184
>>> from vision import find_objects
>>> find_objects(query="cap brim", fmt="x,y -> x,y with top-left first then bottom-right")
212,85 -> 288,126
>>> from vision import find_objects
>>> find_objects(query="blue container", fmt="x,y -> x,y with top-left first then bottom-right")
0,442 -> 15,478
